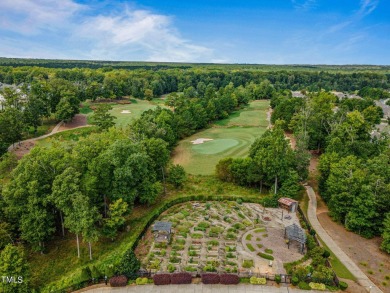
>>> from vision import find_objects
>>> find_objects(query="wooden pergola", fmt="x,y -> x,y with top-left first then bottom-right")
152,221 -> 172,243
284,223 -> 306,254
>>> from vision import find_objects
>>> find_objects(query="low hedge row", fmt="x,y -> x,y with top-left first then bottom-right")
220,274 -> 240,285
171,273 -> 192,284
109,275 -> 128,287
153,274 -> 171,285
201,273 -> 220,284
257,252 -> 274,260
153,273 -> 240,285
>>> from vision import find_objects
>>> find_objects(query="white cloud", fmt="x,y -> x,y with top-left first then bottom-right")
291,0 -> 317,12
328,0 -> 379,33
77,9 -> 212,62
0,1 -> 217,62
0,0 -> 84,34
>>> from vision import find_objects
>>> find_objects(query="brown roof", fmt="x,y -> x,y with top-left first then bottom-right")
278,197 -> 298,206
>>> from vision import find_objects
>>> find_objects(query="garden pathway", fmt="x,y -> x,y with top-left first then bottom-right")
305,185 -> 383,293
81,283 -> 328,293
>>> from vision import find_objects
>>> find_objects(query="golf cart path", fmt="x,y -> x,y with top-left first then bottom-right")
305,185 -> 382,293
8,117 -> 92,152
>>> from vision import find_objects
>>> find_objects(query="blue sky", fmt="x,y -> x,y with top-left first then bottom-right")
0,0 -> 389,64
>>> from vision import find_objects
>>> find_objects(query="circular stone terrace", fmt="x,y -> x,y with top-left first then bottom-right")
135,201 -> 304,276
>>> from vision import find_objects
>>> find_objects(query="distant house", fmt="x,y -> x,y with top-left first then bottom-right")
278,197 -> 298,213
152,221 -> 172,243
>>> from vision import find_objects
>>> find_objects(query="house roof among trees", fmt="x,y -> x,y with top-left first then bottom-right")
278,197 -> 298,206
285,223 -> 306,244
152,221 -> 172,232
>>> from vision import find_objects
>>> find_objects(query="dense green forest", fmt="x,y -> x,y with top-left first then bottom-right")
269,91 -> 389,250
1,61 -> 389,154
0,60 -> 390,292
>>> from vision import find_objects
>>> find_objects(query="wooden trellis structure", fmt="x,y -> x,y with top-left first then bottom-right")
284,223 -> 306,254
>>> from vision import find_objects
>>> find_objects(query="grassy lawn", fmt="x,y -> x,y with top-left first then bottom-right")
29,175 -> 266,290
214,100 -> 269,127
173,100 -> 269,175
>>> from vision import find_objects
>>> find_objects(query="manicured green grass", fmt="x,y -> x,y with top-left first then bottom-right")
214,100 -> 269,127
173,100 -> 269,175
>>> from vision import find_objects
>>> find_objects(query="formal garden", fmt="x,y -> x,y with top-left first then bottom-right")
136,201 -> 305,276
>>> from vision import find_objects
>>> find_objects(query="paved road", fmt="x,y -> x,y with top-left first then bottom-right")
82,284 -> 326,293
305,185 -> 383,293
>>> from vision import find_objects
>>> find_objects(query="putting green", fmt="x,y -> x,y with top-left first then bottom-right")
192,139 -> 239,154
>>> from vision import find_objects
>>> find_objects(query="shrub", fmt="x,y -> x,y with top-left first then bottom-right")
79,267 -> 91,283
247,243 -> 255,252
309,282 -> 326,290
275,275 -> 281,284
242,260 -> 254,268
191,233 -> 203,239
298,281 -> 311,290
198,221 -> 211,229
322,250 -> 330,258
90,266 -> 102,281
171,273 -> 192,284
185,266 -> 197,272
207,240 -> 219,246
242,219 -> 252,226
264,248 -> 273,254
245,234 -> 252,240
105,265 -> 116,278
116,250 -> 140,279
203,265 -> 217,272
257,252 -> 274,260
306,234 -> 317,250
311,265 -> 334,285
189,250 -> 197,257
201,273 -> 220,284
250,277 -> 266,285
153,274 -> 171,285
135,277 -> 148,285
236,198 -> 243,205
167,264 -> 176,273
109,275 -> 128,287
339,281 -> 348,291
220,274 -> 240,285
291,276 -> 299,286
292,266 -> 310,282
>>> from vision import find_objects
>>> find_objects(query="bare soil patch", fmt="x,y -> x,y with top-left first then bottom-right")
11,140 -> 37,159
58,114 -> 87,131
318,212 -> 390,291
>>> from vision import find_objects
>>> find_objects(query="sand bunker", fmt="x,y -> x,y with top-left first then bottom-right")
121,110 -> 131,114
191,138 -> 214,145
